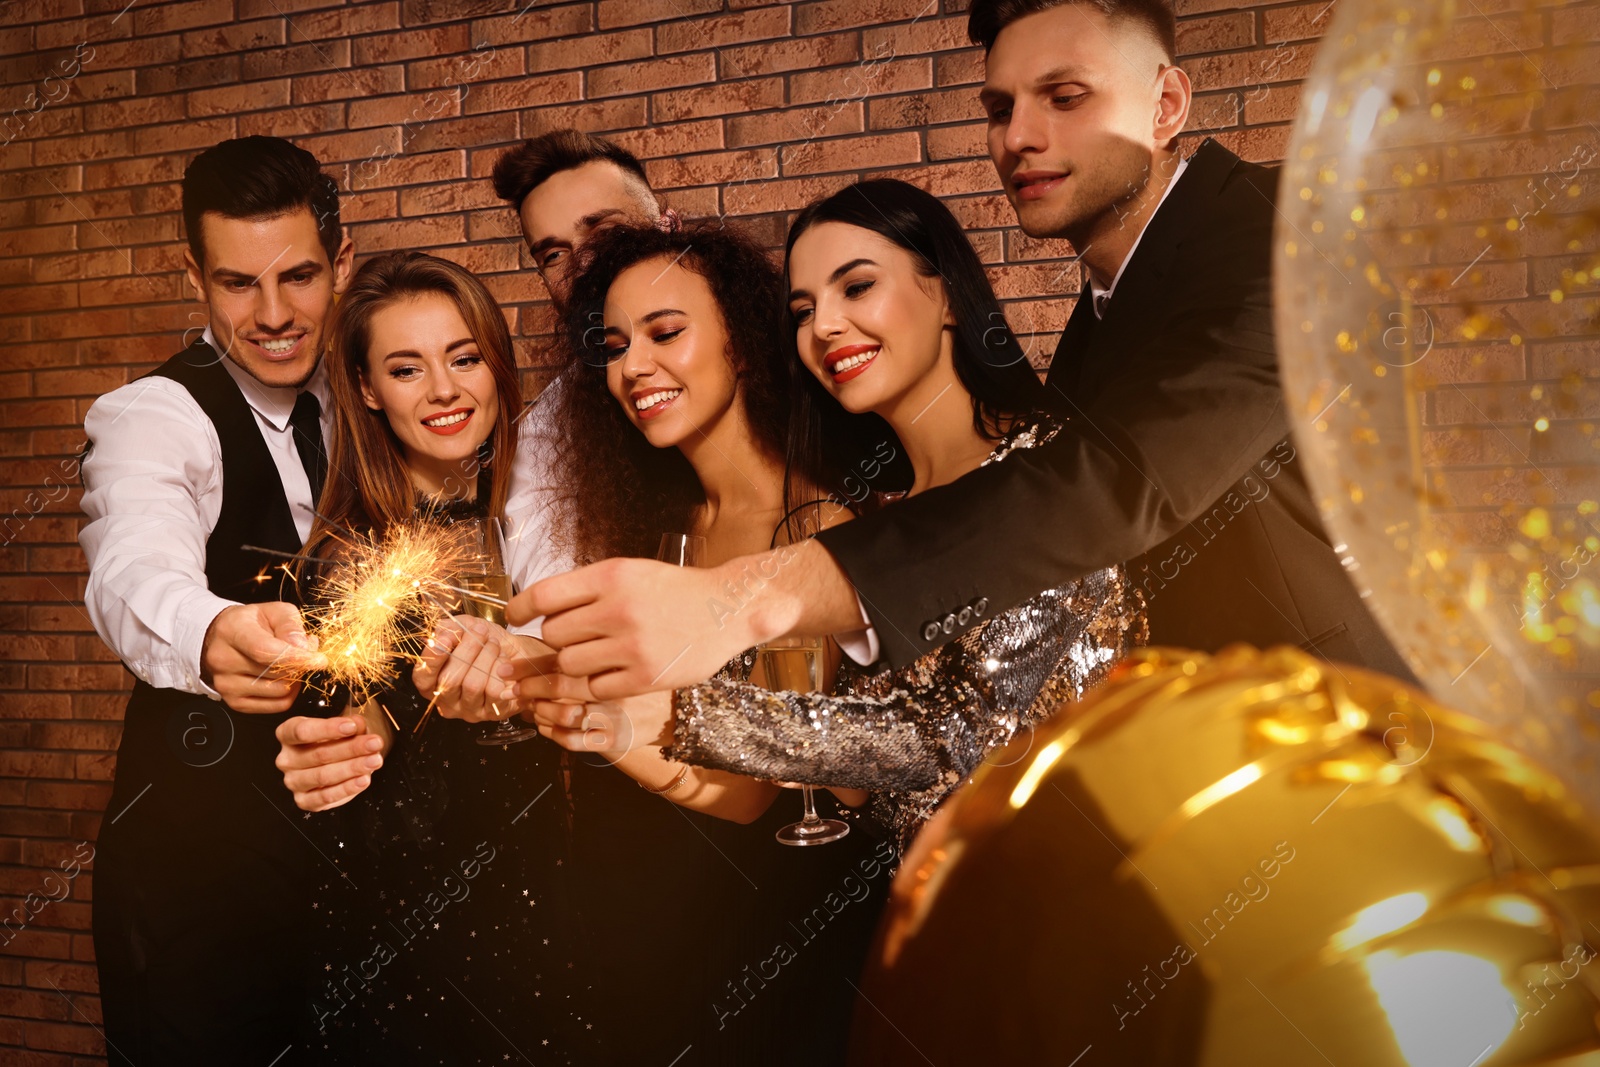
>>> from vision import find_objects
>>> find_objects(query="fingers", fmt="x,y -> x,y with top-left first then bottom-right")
512,657 -> 592,704
217,676 -> 301,715
292,771 -> 375,813
276,714 -> 362,748
530,700 -> 585,731
505,565 -> 604,628
285,751 -> 383,796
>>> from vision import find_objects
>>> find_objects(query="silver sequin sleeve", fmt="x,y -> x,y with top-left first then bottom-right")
665,417 -> 1149,852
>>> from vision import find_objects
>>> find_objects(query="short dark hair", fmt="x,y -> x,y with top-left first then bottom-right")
968,0 -> 1177,60
491,129 -> 651,213
182,135 -> 342,270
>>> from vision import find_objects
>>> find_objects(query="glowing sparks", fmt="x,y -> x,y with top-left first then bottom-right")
301,519 -> 485,697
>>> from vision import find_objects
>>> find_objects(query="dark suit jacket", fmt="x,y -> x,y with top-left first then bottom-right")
816,139 -> 1414,681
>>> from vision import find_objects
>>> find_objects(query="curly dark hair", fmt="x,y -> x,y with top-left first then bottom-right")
545,220 -> 791,563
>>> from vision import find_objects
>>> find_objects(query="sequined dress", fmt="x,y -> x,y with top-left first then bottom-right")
668,417 -> 1150,855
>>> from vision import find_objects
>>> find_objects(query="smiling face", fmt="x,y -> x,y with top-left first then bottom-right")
519,160 -> 660,303
787,221 -> 956,420
358,292 -> 500,496
980,4 -> 1181,243
183,206 -> 353,389
599,257 -> 741,453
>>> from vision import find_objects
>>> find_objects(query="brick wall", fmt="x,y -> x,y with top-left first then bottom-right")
0,0 -> 1361,1059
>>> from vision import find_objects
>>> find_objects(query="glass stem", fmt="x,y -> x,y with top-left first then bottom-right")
801,786 -> 821,825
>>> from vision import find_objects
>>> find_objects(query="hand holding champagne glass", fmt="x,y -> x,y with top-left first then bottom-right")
760,634 -> 850,846
461,517 -> 540,746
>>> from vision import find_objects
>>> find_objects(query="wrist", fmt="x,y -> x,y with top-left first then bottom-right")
728,547 -> 803,648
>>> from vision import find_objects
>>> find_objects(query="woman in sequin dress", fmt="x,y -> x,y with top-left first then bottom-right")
531,180 -> 1148,860
269,253 -> 599,1064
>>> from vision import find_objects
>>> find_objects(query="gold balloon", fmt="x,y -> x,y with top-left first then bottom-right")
850,647 -> 1600,1066
1273,0 -> 1600,802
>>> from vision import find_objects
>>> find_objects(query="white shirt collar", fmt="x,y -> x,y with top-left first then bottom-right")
201,324 -> 329,433
1088,155 -> 1190,320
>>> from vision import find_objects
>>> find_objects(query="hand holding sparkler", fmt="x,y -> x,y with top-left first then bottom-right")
202,602 -> 329,714
413,615 -> 536,724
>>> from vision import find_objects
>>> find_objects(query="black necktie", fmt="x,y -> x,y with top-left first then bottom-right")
289,391 -> 327,507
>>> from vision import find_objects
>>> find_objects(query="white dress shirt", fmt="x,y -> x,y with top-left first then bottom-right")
839,155 -> 1191,666
79,327 -> 328,697
501,374 -> 575,639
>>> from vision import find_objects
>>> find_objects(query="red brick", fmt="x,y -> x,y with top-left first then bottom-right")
84,34 -> 181,72
178,17 -> 285,57
721,31 -> 859,77
348,214 -> 466,253
136,53 -> 240,93
869,85 -> 985,129
240,39 -> 352,80
862,14 -> 969,56
186,79 -> 292,117
409,44 -> 526,90
352,24 -> 468,66
1177,11 -> 1256,54
81,154 -> 184,192
647,147 -> 778,189
520,97 -> 649,137
461,72 -> 583,116
782,130 -> 922,175
130,114 -> 236,154
796,0 -> 939,35
656,8 -> 790,53
402,111 -> 518,154
133,0 -> 233,35
31,130 -> 134,167
470,2 -> 594,45
727,102 -> 864,147
234,102 -> 342,138
397,179 -> 503,217
348,148 -> 465,190
598,0 -> 721,30
68,69 -> 138,101
527,28 -> 652,72
348,92 -> 462,132
792,56 -> 932,106
292,2 -> 402,40
928,120 -> 986,161
652,77 -> 785,122
609,118 -> 725,161
81,93 -> 185,131
723,173 -> 856,215
934,48 -> 984,87
589,52 -> 716,98
291,64 -> 404,103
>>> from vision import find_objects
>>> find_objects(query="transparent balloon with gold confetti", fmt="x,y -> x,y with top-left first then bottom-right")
1274,0 -> 1600,807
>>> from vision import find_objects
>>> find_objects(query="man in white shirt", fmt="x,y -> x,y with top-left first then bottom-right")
81,135 -> 352,1066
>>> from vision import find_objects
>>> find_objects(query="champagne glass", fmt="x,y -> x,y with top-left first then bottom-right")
656,532 -> 704,567
760,634 -> 850,846
462,517 -> 540,746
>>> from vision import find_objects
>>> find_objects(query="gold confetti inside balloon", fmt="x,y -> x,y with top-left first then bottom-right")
1273,0 -> 1600,803
850,646 -> 1600,1066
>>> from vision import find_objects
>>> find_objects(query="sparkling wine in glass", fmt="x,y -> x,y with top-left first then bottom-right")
464,517 -> 540,746
760,635 -> 850,846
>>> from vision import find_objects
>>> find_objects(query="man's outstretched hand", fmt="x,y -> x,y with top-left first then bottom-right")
201,602 -> 327,713
505,540 -> 866,699
505,556 -> 759,699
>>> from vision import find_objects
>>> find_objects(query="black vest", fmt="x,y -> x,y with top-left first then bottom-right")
96,341 -> 314,880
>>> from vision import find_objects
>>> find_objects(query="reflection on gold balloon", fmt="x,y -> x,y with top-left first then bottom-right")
1273,0 -> 1600,801
850,647 -> 1600,1066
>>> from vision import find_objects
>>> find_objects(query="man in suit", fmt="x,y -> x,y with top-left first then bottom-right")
81,135 -> 351,1064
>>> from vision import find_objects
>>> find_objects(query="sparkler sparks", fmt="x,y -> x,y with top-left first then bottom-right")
295,519 -> 491,698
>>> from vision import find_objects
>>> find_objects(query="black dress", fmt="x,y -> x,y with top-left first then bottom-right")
566,649 -> 893,1066
300,496 -> 600,1065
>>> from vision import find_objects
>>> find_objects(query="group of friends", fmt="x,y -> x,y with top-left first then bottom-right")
76,0 -> 1414,1063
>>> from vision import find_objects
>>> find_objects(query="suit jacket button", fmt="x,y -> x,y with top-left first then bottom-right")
922,621 -> 941,642
957,606 -> 973,626
941,613 -> 957,634
971,597 -> 989,616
